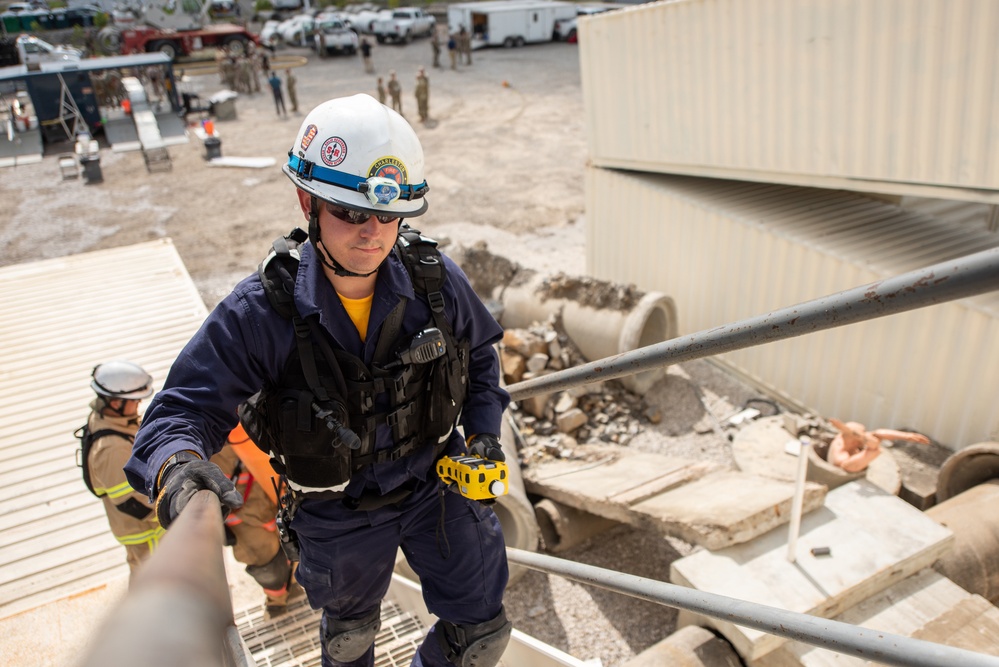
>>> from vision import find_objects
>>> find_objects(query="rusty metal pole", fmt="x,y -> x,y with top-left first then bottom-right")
77,490 -> 252,667
507,247 -> 999,401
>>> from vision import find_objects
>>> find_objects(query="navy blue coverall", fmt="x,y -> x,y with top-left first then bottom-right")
125,237 -> 511,667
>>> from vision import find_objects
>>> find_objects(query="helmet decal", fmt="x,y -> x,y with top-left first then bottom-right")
321,137 -> 347,167
301,124 -> 318,151
368,156 -> 408,185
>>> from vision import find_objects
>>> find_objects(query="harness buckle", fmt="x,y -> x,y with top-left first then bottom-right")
427,290 -> 445,313
292,316 -> 311,340
386,402 -> 416,428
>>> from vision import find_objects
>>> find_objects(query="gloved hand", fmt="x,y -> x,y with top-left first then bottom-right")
467,433 -> 505,462
155,457 -> 244,529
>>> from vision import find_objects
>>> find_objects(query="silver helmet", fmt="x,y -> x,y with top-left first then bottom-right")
91,361 -> 154,400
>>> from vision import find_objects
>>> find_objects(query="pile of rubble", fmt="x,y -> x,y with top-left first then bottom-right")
499,318 -> 663,467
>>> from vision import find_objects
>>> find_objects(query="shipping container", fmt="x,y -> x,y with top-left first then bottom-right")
579,0 -> 999,203
585,166 -> 999,450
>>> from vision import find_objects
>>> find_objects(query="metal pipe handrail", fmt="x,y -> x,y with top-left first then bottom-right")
507,247 -> 999,400
77,491 -> 252,667
507,548 -> 999,667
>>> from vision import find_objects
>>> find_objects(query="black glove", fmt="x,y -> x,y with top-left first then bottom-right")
467,433 -> 505,462
155,457 -> 244,529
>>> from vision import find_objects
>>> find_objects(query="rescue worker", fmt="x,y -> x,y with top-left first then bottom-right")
125,93 -> 511,667
415,67 -> 429,123
387,69 -> 402,115
85,361 -> 163,583
214,426 -> 301,618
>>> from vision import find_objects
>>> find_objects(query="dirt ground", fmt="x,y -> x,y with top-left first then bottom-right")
0,37 -> 589,306
0,37 -> 768,666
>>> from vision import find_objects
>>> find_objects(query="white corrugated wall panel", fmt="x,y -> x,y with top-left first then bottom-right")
580,0 -> 999,201
0,241 -> 208,619
585,167 -> 999,449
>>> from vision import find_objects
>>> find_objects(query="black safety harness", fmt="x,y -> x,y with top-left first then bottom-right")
239,225 -> 470,503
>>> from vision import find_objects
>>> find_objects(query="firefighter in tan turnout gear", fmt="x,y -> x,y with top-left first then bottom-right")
82,361 -> 163,582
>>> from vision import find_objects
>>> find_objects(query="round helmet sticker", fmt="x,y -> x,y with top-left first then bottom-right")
321,137 -> 347,167
368,156 -> 408,184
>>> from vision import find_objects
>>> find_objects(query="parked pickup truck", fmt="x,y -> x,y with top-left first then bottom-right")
371,7 -> 435,44
0,34 -> 82,70
315,15 -> 359,56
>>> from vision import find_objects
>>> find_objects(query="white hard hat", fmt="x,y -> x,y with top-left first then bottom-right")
283,94 -> 429,217
91,361 -> 153,400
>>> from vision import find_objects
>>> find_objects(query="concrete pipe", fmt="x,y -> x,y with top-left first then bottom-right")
926,480 -> 999,604
620,626 -> 742,667
561,292 -> 678,394
395,412 -> 540,587
935,441 -> 999,502
534,498 -> 618,553
495,275 -> 679,394
493,273 -> 566,330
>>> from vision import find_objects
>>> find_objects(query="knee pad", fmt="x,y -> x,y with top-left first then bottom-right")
322,606 -> 381,662
435,607 -> 512,667
244,550 -> 291,591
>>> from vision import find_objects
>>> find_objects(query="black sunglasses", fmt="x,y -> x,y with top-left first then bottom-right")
325,202 -> 400,225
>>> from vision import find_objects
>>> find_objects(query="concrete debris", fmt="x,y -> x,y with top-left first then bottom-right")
502,319 -> 656,468
542,272 -> 644,311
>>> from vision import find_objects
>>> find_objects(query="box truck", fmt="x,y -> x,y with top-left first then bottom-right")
447,0 -> 576,49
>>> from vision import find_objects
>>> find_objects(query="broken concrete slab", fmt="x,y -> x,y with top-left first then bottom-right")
750,569 -> 999,666
522,446 -> 826,550
671,480 -> 954,661
732,415 -> 901,496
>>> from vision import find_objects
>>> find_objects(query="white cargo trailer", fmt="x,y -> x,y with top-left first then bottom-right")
447,0 -> 576,49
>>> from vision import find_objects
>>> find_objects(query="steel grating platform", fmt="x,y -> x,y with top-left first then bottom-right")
236,595 -> 426,667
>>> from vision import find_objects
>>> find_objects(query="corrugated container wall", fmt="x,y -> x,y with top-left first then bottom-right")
585,167 -> 999,450
579,0 -> 999,203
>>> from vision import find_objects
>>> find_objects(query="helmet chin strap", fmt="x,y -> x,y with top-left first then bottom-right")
309,196 -> 381,279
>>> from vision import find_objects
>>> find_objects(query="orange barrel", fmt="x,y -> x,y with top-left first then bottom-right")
226,423 -> 279,504
122,99 -> 131,114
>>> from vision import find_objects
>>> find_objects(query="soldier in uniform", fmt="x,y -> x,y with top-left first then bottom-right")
430,27 -> 441,68
415,67 -> 429,122
387,69 -> 402,115
286,68 -> 299,113
376,76 -> 387,105
459,25 -> 472,65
